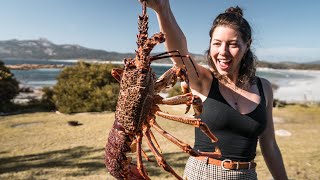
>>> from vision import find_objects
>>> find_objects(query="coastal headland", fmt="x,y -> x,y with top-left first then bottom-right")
6,64 -> 65,70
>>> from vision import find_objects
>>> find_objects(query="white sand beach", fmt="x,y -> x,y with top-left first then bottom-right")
7,58 -> 320,104
258,68 -> 320,102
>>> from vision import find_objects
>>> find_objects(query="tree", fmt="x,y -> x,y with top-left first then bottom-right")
0,60 -> 19,112
51,61 -> 120,113
167,83 -> 183,97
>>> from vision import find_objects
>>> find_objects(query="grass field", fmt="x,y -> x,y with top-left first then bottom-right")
0,104 -> 319,180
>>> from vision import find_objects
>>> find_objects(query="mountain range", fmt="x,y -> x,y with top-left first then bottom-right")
0,38 -> 135,61
1,38 -> 319,69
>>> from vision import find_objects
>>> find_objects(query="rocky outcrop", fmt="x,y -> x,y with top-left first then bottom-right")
6,64 -> 65,70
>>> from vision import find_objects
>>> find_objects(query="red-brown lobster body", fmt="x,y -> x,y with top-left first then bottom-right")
105,1 -> 221,179
116,68 -> 155,133
106,65 -> 156,179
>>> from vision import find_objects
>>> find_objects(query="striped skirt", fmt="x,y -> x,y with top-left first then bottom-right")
183,156 -> 258,180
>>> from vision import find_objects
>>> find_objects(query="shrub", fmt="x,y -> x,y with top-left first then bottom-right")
40,87 -> 56,110
167,83 -> 183,97
51,61 -> 120,113
0,60 -> 19,112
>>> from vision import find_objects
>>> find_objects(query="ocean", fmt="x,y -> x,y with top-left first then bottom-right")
3,59 -> 320,102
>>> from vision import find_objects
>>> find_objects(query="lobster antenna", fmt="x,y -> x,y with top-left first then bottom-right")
142,0 -> 147,16
187,55 -> 200,78
180,53 -> 200,79
150,50 -> 200,79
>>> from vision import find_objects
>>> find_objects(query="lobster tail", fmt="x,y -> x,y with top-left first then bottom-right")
105,122 -> 131,179
105,121 -> 148,179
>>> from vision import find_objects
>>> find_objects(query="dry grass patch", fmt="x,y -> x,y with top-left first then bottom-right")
0,104 -> 319,179
256,105 -> 320,180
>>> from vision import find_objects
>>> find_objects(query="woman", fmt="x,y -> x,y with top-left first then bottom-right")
142,0 -> 288,179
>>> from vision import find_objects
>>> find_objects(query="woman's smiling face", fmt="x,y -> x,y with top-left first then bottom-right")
210,26 -> 248,79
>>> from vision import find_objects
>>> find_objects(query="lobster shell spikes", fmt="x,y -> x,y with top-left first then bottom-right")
135,33 -> 166,69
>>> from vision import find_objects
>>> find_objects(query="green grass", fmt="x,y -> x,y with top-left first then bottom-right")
0,104 -> 319,179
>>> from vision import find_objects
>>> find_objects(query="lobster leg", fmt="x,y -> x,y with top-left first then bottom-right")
178,81 -> 194,114
154,65 -> 189,91
143,128 -> 183,180
141,149 -> 153,162
149,117 -> 221,158
180,81 -> 189,94
111,68 -> 124,82
154,92 -> 202,116
160,93 -> 202,116
154,111 -> 222,158
136,132 -> 151,180
148,129 -> 163,154
154,66 -> 179,93
154,64 -> 197,113
154,65 -> 200,115
155,110 -> 219,143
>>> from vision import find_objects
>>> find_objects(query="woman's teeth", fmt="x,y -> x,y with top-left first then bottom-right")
218,59 -> 231,63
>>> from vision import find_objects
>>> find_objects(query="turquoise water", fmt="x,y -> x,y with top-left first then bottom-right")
3,59 -> 315,88
4,59 -> 174,87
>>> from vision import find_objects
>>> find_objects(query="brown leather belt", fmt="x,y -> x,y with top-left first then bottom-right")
195,156 -> 256,170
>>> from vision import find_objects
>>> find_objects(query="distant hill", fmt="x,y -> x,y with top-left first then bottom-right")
1,38 -> 319,70
306,60 -> 320,65
257,60 -> 320,70
0,38 -> 210,64
0,38 -> 134,61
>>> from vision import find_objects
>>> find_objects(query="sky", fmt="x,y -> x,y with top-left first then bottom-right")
0,0 -> 319,63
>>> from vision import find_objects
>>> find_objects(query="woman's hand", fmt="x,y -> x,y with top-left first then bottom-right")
138,0 -> 169,13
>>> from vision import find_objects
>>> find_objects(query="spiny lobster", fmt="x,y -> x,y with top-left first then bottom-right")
105,1 -> 221,179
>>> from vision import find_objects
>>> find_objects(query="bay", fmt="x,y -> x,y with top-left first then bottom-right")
2,59 -> 320,102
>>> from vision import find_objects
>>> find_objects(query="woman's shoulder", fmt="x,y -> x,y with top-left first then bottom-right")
257,77 -> 272,89
256,76 -> 273,105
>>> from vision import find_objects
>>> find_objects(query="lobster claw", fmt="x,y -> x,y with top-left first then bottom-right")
111,68 -> 124,83
185,105 -> 191,114
180,81 -> 189,94
176,68 -> 189,85
192,95 -> 203,116
181,82 -> 192,114
180,82 -> 202,116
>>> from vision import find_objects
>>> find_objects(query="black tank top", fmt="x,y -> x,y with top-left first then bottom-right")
194,77 -> 267,162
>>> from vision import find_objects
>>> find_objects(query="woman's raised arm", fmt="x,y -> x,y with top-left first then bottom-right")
141,0 -> 212,98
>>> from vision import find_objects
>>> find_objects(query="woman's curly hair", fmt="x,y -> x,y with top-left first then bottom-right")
206,6 -> 257,87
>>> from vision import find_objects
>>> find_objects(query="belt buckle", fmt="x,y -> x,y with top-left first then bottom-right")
221,159 -> 232,170
248,162 -> 251,170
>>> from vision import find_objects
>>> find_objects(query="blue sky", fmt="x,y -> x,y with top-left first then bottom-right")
0,0 -> 319,62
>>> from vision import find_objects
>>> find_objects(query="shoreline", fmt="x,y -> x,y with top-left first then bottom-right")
5,61 -> 320,103
5,60 -> 320,71
262,68 -> 320,102
13,86 -> 320,106
5,61 -> 175,70
6,64 -> 65,70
